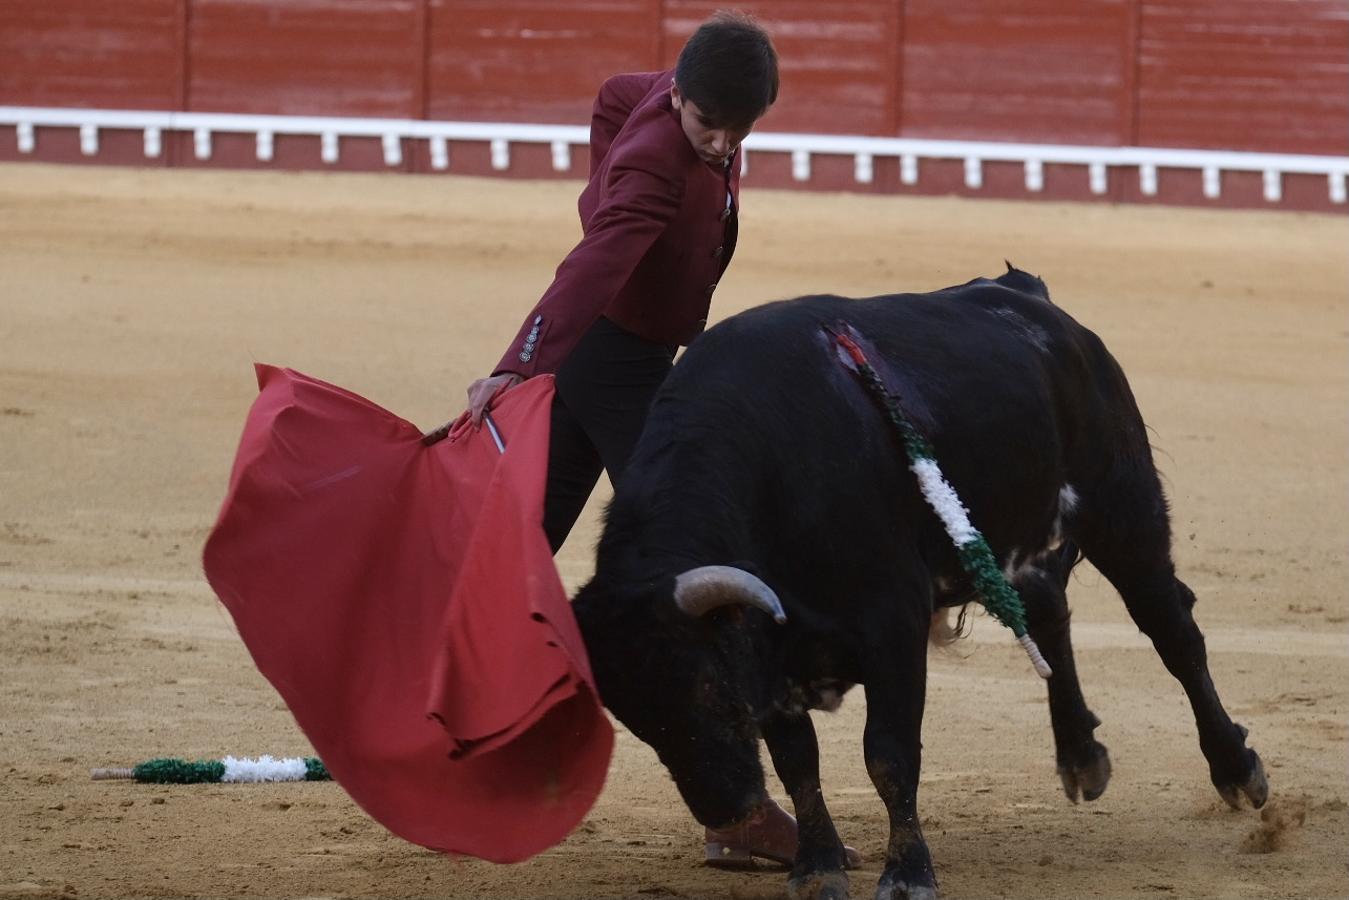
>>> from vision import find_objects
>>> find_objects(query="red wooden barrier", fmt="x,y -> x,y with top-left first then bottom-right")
0,0 -> 181,109
1135,0 -> 1349,156
900,0 -> 1136,146
187,0 -> 421,118
1,1 -> 1344,210
427,1 -> 661,123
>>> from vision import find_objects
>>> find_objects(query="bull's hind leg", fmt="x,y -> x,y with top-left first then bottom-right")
1072,475 -> 1267,809
1015,548 -> 1112,803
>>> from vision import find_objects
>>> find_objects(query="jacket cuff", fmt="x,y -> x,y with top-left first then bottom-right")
494,313 -> 549,378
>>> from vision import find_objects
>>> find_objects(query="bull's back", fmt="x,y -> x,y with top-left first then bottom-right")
641,280 -> 1146,570
673,283 -> 1094,450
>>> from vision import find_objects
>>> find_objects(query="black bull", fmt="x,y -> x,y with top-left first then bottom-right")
571,268 -> 1268,900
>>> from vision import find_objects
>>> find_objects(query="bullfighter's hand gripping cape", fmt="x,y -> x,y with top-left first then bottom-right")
202,366 -> 613,862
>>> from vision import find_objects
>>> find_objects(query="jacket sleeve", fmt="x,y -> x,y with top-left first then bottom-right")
493,155 -> 685,378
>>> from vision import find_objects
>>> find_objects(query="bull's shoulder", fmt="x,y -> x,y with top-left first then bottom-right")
927,263 -> 1048,300
920,273 -> 1075,344
994,263 -> 1050,300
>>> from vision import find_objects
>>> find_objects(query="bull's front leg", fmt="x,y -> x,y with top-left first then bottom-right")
761,711 -> 850,900
863,598 -> 936,900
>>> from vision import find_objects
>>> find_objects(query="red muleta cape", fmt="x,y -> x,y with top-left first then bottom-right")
202,365 -> 612,861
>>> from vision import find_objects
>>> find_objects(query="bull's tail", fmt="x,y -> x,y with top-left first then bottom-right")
929,605 -> 971,648
1054,539 -> 1084,590
931,541 -> 1079,649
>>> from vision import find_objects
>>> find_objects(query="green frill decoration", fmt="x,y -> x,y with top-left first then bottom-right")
955,541 -> 1028,637
132,758 -> 227,784
121,756 -> 332,784
832,326 -> 1047,677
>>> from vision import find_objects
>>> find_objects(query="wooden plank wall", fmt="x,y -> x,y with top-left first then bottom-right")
1136,0 -> 1348,156
0,1 -> 182,109
1,0 -> 1345,208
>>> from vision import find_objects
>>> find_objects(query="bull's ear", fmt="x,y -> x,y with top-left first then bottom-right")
1005,259 -> 1016,273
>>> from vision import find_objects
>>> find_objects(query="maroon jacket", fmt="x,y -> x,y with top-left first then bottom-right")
494,70 -> 741,378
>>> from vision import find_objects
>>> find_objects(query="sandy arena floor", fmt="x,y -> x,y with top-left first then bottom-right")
0,163 -> 1345,900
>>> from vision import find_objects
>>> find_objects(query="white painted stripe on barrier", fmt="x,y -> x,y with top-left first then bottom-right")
791,149 -> 810,181
1140,163 -> 1158,196
854,152 -> 873,184
2,107 -> 1345,203
194,127 -> 211,160
1089,162 -> 1108,195
256,130 -> 273,161
900,154 -> 918,185
1263,169 -> 1281,203
382,133 -> 401,166
79,123 -> 97,156
748,132 -> 1349,178
1024,159 -> 1043,192
429,135 -> 448,170
1203,166 -> 1221,199
551,139 -> 570,172
321,132 -> 339,164
963,157 -> 982,189
144,127 -> 161,158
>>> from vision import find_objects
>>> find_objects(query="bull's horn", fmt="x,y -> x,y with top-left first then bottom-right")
673,566 -> 787,624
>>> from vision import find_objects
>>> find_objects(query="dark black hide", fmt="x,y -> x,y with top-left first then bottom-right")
572,268 -> 1266,900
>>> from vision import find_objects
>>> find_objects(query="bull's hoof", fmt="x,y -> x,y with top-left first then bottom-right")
1058,741 -> 1112,803
788,871 -> 849,900
1216,749 -> 1268,810
875,872 -> 937,900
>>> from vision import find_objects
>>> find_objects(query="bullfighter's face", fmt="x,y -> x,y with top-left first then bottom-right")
670,84 -> 756,168
573,579 -> 767,828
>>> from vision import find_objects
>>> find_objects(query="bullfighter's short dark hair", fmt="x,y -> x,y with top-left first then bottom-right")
675,11 -> 779,127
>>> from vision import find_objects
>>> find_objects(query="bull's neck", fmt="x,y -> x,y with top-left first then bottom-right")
601,454 -> 756,579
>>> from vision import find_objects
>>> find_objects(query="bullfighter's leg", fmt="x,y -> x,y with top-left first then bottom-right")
863,583 -> 937,900
541,395 -> 604,552
545,315 -> 675,550
760,711 -> 851,900
1071,476 -> 1268,810
1014,548 -> 1112,803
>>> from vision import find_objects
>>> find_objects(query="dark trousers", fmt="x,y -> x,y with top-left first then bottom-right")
544,316 -> 676,552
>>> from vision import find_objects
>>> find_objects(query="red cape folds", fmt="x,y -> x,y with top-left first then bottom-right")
202,365 -> 613,862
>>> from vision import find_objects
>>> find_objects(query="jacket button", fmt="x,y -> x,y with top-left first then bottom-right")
519,351 -> 532,363
712,245 -> 724,258
706,283 -> 717,296
719,207 -> 732,222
